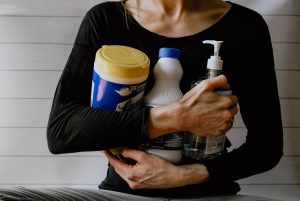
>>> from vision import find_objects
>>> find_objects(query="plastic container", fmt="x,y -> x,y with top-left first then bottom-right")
91,45 -> 150,155
183,40 -> 232,160
143,47 -> 184,164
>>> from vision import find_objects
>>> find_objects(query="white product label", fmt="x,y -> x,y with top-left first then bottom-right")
150,133 -> 183,150
204,136 -> 225,155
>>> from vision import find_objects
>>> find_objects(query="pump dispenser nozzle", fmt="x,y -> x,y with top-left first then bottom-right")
203,40 -> 223,71
203,40 -> 223,56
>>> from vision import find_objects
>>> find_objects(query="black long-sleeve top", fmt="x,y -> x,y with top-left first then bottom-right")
47,1 -> 283,198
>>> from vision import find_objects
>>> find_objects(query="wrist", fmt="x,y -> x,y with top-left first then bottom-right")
147,103 -> 182,139
179,164 -> 210,186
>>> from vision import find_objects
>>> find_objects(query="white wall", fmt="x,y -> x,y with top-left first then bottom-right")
0,0 -> 299,200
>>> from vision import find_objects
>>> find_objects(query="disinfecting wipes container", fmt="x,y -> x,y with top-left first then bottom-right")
91,45 -> 150,111
91,45 -> 150,156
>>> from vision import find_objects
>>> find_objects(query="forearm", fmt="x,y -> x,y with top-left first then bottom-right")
47,99 -> 150,154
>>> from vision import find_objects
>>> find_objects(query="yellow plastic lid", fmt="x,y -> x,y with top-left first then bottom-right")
94,45 -> 150,78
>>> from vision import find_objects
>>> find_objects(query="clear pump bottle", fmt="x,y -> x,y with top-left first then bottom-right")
183,40 -> 232,160
143,47 -> 184,164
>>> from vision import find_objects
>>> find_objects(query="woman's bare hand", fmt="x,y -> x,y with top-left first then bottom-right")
103,149 -> 209,189
148,75 -> 238,139
178,75 -> 238,136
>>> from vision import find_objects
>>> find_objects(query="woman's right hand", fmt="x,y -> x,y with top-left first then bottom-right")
148,75 -> 238,139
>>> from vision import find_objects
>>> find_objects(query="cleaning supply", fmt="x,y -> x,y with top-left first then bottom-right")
91,45 -> 150,155
183,40 -> 232,160
143,47 -> 184,164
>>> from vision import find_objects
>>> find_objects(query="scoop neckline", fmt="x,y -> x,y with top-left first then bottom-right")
122,1 -> 234,41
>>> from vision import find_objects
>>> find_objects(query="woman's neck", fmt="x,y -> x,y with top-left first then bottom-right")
126,0 -> 231,38
141,0 -> 186,17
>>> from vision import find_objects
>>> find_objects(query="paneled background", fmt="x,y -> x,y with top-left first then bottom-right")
0,0 -> 299,200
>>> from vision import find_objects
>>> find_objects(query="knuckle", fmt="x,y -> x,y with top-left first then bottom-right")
222,110 -> 233,121
222,97 -> 234,108
138,151 -> 148,161
220,124 -> 231,133
231,95 -> 238,104
199,80 -> 209,89
125,171 -> 135,180
128,182 -> 138,189
212,130 -> 224,137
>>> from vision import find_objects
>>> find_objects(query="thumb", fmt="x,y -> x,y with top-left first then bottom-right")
121,148 -> 147,162
198,75 -> 230,91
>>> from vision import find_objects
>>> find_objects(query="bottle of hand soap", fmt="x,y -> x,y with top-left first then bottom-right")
183,40 -> 232,160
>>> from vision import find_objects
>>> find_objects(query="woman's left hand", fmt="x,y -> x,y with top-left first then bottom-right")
103,148 -> 209,189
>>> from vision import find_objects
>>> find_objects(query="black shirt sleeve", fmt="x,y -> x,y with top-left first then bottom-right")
46,5 -> 150,154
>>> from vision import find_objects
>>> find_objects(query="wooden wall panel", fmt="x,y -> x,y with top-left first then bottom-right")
276,71 -> 300,98
0,99 -> 51,127
0,128 -> 102,156
227,128 -> 300,156
239,185 -> 300,201
265,16 -> 300,43
239,157 -> 300,184
0,17 -> 80,44
0,44 -> 71,71
0,71 -> 60,99
0,157 -> 108,185
232,0 -> 300,15
0,0 -> 105,16
273,43 -> 300,70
